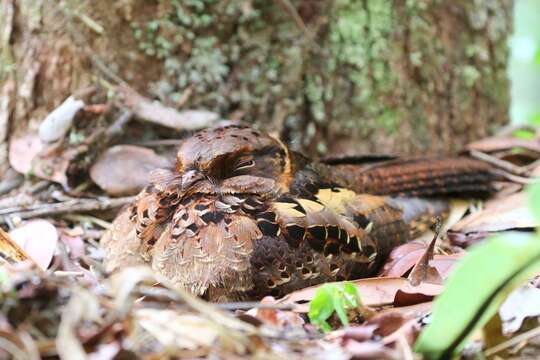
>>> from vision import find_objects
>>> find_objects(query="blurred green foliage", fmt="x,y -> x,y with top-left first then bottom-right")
414,233 -> 540,359
508,0 -> 540,124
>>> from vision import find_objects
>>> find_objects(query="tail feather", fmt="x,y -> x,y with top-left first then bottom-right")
328,157 -> 498,198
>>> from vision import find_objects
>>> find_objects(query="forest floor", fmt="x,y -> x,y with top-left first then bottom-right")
1,87 -> 540,359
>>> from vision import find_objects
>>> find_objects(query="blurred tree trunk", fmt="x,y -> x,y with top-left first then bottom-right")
1,0 -> 512,176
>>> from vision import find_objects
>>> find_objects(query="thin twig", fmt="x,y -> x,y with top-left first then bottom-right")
133,139 -> 182,147
275,0 -> 321,51
525,158 -> 540,174
484,325 -> 540,357
53,270 -> 85,277
63,214 -> 112,229
216,302 -> 295,311
105,109 -> 133,137
493,169 -> 540,185
0,170 -> 23,195
0,196 -> 134,223
136,286 -> 294,311
470,149 -> 529,176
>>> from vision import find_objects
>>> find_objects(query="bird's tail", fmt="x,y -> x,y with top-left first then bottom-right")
326,156 -> 498,198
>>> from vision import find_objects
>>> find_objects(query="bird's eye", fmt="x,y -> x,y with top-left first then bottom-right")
234,159 -> 255,172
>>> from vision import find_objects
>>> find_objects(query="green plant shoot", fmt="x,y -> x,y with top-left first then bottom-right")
308,282 -> 361,332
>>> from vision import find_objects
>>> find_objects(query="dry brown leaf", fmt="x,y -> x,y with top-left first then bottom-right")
499,284 -> 540,335
442,199 -> 471,232
430,254 -> 463,279
9,220 -> 58,270
277,277 -> 443,312
342,326 -> 379,342
379,241 -> 426,277
376,301 -> 433,320
90,145 -> 169,196
452,192 -> 539,233
135,309 -> 219,350
342,339 -> 397,360
245,296 -> 305,329
57,287 -> 101,360
117,85 -> 219,130
447,230 -> 491,248
59,231 -> 85,260
8,133 -> 44,174
31,143 -> 76,188
408,233 -> 442,286
380,244 -> 461,280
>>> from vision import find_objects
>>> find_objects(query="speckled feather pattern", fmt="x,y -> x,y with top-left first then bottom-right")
101,124 -> 497,301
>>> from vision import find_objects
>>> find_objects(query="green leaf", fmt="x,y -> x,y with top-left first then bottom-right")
414,233 -> 540,359
512,129 -> 536,140
308,282 -> 362,332
0,268 -> 8,286
308,285 -> 335,331
535,48 -> 540,66
528,183 -> 540,222
343,282 -> 361,307
332,291 -> 349,326
530,112 -> 540,126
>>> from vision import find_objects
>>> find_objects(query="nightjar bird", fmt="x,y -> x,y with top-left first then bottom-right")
101,124 -> 496,301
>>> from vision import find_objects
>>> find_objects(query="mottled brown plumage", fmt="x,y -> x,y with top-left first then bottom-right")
101,124 -> 496,301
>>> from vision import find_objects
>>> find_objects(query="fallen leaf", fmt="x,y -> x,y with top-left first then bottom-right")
452,192 -> 539,233
38,96 -> 85,142
135,309 -> 219,350
117,85 -> 219,130
379,241 -> 426,277
342,325 -> 378,342
382,318 -> 422,348
57,288 -> 101,360
394,290 -> 435,307
278,277 -> 443,312
447,230 -> 491,248
245,296 -> 304,329
88,342 -> 120,360
499,284 -> 540,335
376,301 -> 433,320
83,104 -> 108,114
368,312 -> 408,337
9,220 -> 58,270
408,232 -> 442,286
342,339 -> 397,360
8,133 -> 44,174
442,200 -> 471,232
430,254 -> 463,279
90,145 -> 169,196
31,143 -> 74,188
60,232 -> 85,260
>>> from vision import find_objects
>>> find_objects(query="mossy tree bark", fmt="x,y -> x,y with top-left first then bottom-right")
1,0 -> 512,176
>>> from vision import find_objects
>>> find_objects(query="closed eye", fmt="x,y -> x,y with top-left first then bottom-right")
234,159 -> 255,172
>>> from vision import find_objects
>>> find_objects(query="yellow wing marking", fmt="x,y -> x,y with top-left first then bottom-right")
315,187 -> 357,214
272,202 -> 306,218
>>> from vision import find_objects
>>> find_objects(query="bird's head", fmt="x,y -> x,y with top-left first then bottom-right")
173,124 -> 292,197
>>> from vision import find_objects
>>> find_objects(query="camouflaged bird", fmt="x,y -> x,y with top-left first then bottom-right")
101,124 -> 496,301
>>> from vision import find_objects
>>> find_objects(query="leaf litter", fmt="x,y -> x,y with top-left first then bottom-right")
1,88 -> 540,358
